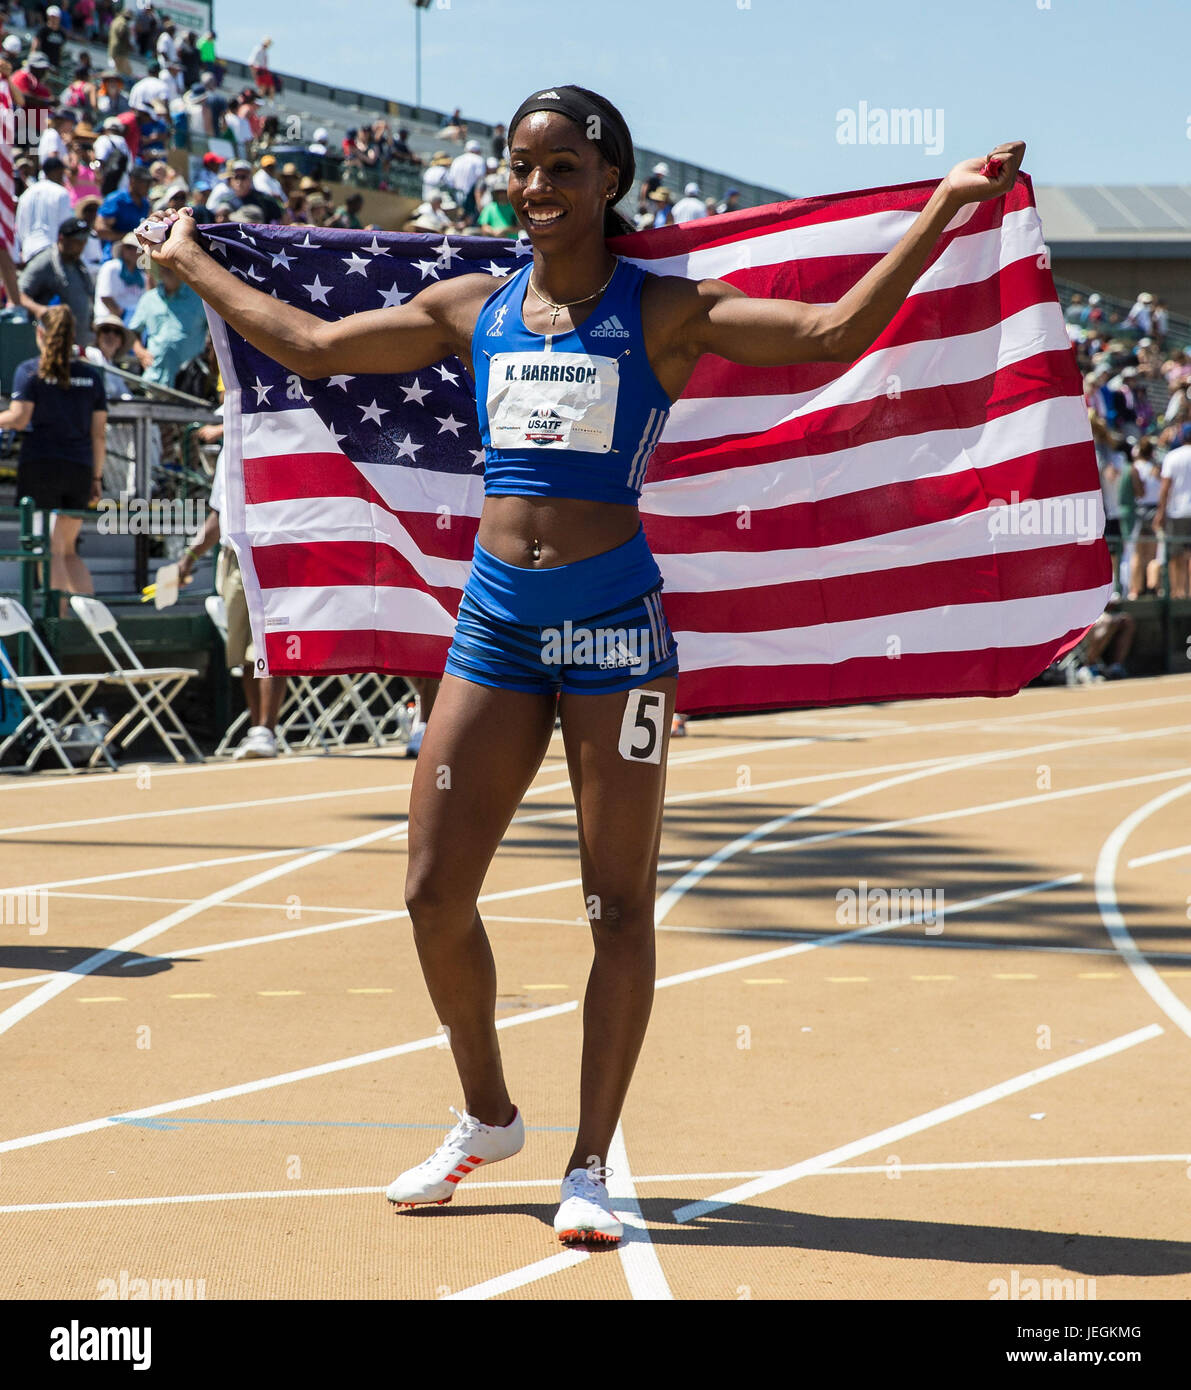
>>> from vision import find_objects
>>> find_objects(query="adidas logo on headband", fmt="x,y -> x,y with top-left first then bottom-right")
535,91 -> 561,100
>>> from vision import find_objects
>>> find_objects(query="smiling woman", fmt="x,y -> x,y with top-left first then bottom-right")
133,81 -> 1024,1253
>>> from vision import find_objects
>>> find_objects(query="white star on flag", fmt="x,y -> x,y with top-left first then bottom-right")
377,284 -> 409,308
434,363 -> 460,385
400,379 -> 431,405
271,248 -> 294,269
358,400 -> 389,425
361,236 -> 391,256
303,275 -> 332,304
485,260 -> 512,277
413,259 -> 441,281
341,251 -> 371,277
253,377 -> 272,404
327,375 -> 355,391
394,433 -> 423,460
433,237 -> 462,269
435,414 -> 465,436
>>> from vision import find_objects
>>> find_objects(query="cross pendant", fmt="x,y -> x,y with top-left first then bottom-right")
549,305 -> 562,325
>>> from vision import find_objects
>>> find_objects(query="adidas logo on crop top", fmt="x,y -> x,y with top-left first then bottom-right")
472,256 -> 672,506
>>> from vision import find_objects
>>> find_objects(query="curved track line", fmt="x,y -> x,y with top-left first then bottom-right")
1094,781 -> 1191,1039
655,722 -> 1191,928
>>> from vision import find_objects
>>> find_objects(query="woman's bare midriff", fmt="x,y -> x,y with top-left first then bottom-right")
475,495 -> 642,568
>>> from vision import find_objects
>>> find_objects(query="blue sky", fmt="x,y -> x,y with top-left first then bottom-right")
216,0 -> 1188,197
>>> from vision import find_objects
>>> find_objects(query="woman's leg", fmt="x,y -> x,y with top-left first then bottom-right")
404,673 -> 557,1125
50,513 -> 92,616
557,674 -> 677,1175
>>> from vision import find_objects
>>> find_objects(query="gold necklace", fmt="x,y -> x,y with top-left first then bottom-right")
528,261 -> 618,326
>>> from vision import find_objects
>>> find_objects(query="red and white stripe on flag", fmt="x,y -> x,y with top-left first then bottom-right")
212,173 -> 1110,715
0,81 -> 17,262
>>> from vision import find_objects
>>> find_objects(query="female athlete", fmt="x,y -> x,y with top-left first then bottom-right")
139,86 -> 1023,1245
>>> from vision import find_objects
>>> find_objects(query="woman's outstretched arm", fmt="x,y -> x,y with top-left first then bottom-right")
137,208 -> 484,380
673,141 -> 1026,368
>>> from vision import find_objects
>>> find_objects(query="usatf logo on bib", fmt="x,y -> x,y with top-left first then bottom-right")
525,407 -> 565,444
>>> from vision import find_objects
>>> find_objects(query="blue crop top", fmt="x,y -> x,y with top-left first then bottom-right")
470,255 -> 673,505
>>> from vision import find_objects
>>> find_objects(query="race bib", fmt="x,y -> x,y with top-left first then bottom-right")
487,351 -> 619,453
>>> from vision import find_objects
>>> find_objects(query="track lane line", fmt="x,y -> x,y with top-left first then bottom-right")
672,1024 -> 1164,1223
608,1121 -> 673,1301
1094,781 -> 1191,1039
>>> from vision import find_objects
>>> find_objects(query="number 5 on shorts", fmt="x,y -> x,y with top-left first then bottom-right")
618,688 -> 665,765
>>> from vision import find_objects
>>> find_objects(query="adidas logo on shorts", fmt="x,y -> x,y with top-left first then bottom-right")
587,314 -> 630,339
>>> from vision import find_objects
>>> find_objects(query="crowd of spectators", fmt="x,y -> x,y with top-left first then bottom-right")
1059,286 -> 1191,683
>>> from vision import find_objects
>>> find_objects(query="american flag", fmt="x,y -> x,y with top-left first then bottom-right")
0,78 -> 17,262
206,173 -> 1110,716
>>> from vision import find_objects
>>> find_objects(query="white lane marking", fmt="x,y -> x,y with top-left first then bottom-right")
0,819 -> 411,1039
0,877 -> 1067,1155
756,765 -> 1191,855
7,846 -> 314,895
47,891 -> 387,915
6,1155 -> 1189,1215
672,1024 -> 1164,1222
0,1001 -> 579,1155
0,780 -> 415,838
441,1251 -> 590,1300
0,752 -> 321,794
1127,843 -> 1191,869
607,1122 -> 673,1301
1094,781 -> 1191,1039
654,877 -> 1079,990
811,1154 -> 1191,1175
656,724 -> 1191,926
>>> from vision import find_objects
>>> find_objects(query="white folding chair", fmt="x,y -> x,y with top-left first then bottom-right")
0,597 -> 117,773
69,595 -> 204,764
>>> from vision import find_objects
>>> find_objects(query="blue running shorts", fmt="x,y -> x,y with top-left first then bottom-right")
444,525 -> 680,696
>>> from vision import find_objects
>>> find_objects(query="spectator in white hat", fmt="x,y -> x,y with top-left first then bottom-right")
672,181 -> 708,223
410,192 -> 454,234
1124,291 -> 1154,336
33,5 -> 67,72
638,161 -> 669,214
308,126 -> 329,156
449,139 -> 486,221
93,231 -> 145,322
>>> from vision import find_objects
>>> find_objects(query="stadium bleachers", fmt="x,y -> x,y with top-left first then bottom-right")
34,27 -> 788,214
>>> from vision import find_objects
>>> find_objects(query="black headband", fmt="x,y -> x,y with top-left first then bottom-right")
508,86 -> 634,205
